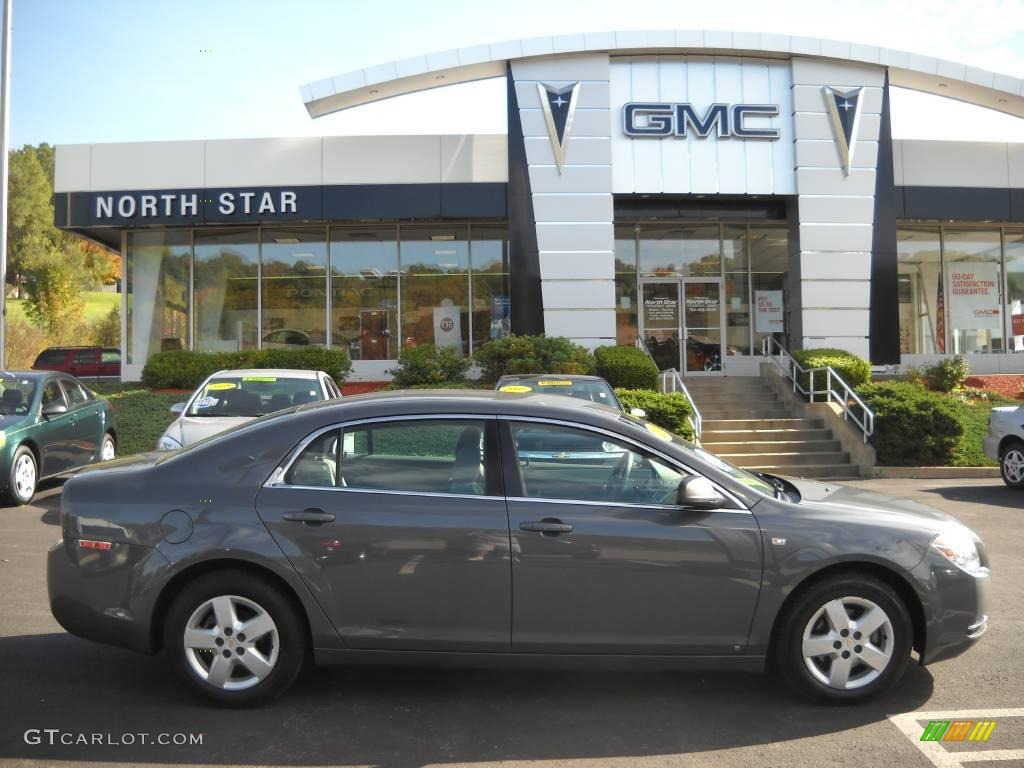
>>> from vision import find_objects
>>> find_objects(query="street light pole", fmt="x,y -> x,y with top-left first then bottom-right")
0,0 -> 12,369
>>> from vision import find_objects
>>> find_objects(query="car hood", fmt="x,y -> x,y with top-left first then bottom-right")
780,476 -> 958,532
0,414 -> 31,432
168,415 -> 255,446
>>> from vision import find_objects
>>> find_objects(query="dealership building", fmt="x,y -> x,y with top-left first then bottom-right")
53,30 -> 1024,381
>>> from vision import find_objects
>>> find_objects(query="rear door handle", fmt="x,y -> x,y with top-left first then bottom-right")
519,519 -> 573,534
283,508 -> 335,524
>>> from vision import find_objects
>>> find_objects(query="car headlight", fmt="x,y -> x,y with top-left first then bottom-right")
931,527 -> 985,574
155,434 -> 182,451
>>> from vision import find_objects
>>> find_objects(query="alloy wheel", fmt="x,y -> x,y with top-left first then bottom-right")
801,596 -> 895,690
14,454 -> 36,499
1003,448 -> 1024,484
100,436 -> 116,461
183,594 -> 280,691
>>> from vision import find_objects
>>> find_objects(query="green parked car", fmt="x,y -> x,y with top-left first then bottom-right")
0,370 -> 116,505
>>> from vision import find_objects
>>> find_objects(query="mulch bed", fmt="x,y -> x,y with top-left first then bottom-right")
965,375 -> 1024,401
341,381 -> 389,396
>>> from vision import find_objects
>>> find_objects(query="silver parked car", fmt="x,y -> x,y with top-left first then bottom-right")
983,403 -> 1024,488
155,368 -> 341,450
50,391 -> 989,707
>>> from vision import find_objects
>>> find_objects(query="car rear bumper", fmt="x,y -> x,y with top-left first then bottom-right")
920,558 -> 991,665
47,538 -> 171,654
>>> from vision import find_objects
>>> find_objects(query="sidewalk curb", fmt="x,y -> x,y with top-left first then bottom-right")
869,467 -> 1001,480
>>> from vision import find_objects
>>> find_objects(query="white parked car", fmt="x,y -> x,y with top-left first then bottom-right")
156,369 -> 341,450
983,404 -> 1024,488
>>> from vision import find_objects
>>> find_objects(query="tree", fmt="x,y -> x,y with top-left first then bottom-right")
91,304 -> 120,347
24,257 -> 86,338
7,146 -> 57,281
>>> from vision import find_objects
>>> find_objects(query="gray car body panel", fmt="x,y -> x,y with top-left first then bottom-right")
49,390 -> 988,670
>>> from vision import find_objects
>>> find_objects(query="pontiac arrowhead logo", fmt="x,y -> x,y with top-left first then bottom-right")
537,81 -> 581,174
823,86 -> 863,176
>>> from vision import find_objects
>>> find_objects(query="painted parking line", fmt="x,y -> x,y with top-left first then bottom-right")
889,708 -> 1024,768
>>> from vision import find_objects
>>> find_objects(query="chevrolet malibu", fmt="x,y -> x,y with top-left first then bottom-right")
48,391 -> 989,707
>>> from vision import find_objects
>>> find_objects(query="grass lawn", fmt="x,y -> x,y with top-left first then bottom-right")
7,291 -> 119,325
950,395 -> 1019,467
91,384 -> 183,456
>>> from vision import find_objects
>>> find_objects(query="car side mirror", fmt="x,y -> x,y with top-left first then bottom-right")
676,476 -> 725,510
170,402 -> 185,415
629,407 -> 647,419
42,402 -> 68,418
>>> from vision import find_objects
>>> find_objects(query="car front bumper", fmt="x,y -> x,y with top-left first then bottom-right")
47,538 -> 171,654
919,555 -> 992,665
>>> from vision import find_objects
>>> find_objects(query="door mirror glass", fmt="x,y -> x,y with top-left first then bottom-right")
42,402 -> 68,417
629,407 -> 647,419
676,475 -> 725,510
170,402 -> 185,415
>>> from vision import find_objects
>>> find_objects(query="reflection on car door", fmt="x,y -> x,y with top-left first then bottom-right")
38,380 -> 75,476
255,417 -> 512,651
60,378 -> 102,467
501,419 -> 762,655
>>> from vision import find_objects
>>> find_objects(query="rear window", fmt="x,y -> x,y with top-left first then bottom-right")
187,375 -> 322,417
101,350 -> 121,364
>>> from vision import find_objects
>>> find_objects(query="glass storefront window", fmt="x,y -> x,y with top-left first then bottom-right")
470,226 -> 510,351
944,229 -> 1004,354
897,228 -> 943,355
723,225 -> 750,355
638,225 -> 721,277
1007,230 -> 1024,354
749,226 -> 788,353
125,231 -> 190,364
615,226 -> 638,345
194,230 -> 259,353
400,227 -> 470,356
330,228 -> 398,361
261,229 -> 327,349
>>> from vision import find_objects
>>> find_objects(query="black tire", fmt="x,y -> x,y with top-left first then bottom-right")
999,440 -> 1024,489
164,570 -> 306,707
773,572 -> 913,704
6,445 -> 37,506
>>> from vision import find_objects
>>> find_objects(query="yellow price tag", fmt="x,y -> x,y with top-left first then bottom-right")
644,423 -> 672,441
207,382 -> 236,391
537,380 -> 573,386
499,385 -> 533,393
241,376 -> 277,382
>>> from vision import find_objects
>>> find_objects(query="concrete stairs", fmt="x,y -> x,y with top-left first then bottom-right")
685,377 -> 861,479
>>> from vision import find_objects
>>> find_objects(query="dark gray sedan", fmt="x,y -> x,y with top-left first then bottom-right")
48,391 -> 990,707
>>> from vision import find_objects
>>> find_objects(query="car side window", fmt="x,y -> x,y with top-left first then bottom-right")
341,419 -> 488,496
284,430 -> 339,488
508,422 -> 687,505
62,380 -> 91,407
41,381 -> 67,410
101,350 -> 121,364
72,350 -> 95,365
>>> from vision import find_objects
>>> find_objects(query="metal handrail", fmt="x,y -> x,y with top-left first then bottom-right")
761,337 -> 874,443
634,338 -> 702,441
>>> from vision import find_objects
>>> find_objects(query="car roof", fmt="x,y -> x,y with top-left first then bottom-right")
1,370 -> 49,380
208,368 -> 323,379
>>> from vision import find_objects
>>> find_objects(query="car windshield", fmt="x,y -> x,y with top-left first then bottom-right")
498,378 -> 619,409
187,375 -> 322,417
0,376 -> 37,416
619,414 -> 777,496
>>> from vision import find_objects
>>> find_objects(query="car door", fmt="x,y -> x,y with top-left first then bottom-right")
69,349 -> 99,378
255,415 -> 512,651
37,379 -> 76,476
59,378 -> 104,467
501,418 -> 762,655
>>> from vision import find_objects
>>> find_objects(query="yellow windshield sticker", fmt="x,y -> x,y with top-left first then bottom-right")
499,385 -> 533,393
644,423 -> 672,441
537,380 -> 573,386
241,376 -> 277,382
207,382 -> 236,391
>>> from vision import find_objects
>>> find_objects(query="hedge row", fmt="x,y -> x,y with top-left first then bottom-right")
473,335 -> 595,382
142,348 -> 353,390
595,345 -> 659,390
792,347 -> 872,390
859,382 -> 964,466
615,388 -> 695,441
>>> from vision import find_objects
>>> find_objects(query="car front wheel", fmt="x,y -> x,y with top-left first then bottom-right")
99,433 -> 116,462
774,572 -> 912,703
6,446 -> 37,505
1000,441 -> 1024,488
164,570 -> 306,707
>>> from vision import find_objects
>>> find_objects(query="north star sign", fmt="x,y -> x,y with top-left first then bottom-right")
95,190 -> 299,220
623,102 -> 780,139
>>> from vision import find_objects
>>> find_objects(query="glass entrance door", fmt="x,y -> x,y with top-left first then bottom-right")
640,279 -> 724,375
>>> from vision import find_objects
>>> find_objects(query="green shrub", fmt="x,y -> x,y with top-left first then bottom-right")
615,388 -> 695,441
141,348 -> 352,390
473,334 -> 595,383
792,347 -> 872,390
924,355 -> 970,393
858,382 -> 964,466
595,345 -> 658,390
388,345 -> 471,387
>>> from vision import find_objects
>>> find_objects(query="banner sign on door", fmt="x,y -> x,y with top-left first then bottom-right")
949,264 -> 1001,331
433,299 -> 463,356
1012,314 -> 1024,337
755,290 -> 784,333
644,296 -> 679,326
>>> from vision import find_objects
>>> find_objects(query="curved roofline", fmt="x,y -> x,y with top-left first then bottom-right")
300,29 -> 1024,120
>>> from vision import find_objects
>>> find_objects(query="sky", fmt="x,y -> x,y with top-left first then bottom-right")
7,0 -> 1024,148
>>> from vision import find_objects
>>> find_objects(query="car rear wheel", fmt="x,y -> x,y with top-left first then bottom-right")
99,433 -> 116,462
774,572 -> 912,703
164,570 -> 305,707
999,441 -> 1024,488
6,446 -> 37,506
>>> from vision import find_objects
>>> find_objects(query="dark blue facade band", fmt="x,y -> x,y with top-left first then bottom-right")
54,183 -> 508,229
505,62 -> 544,336
895,186 -> 1024,222
870,71 -> 900,365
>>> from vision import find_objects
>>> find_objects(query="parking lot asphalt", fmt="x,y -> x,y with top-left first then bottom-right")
0,477 -> 1020,768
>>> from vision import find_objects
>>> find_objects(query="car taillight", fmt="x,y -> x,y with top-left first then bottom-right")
78,540 -> 113,551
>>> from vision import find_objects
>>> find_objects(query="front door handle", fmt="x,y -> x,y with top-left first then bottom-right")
519,519 -> 573,535
283,508 -> 335,524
